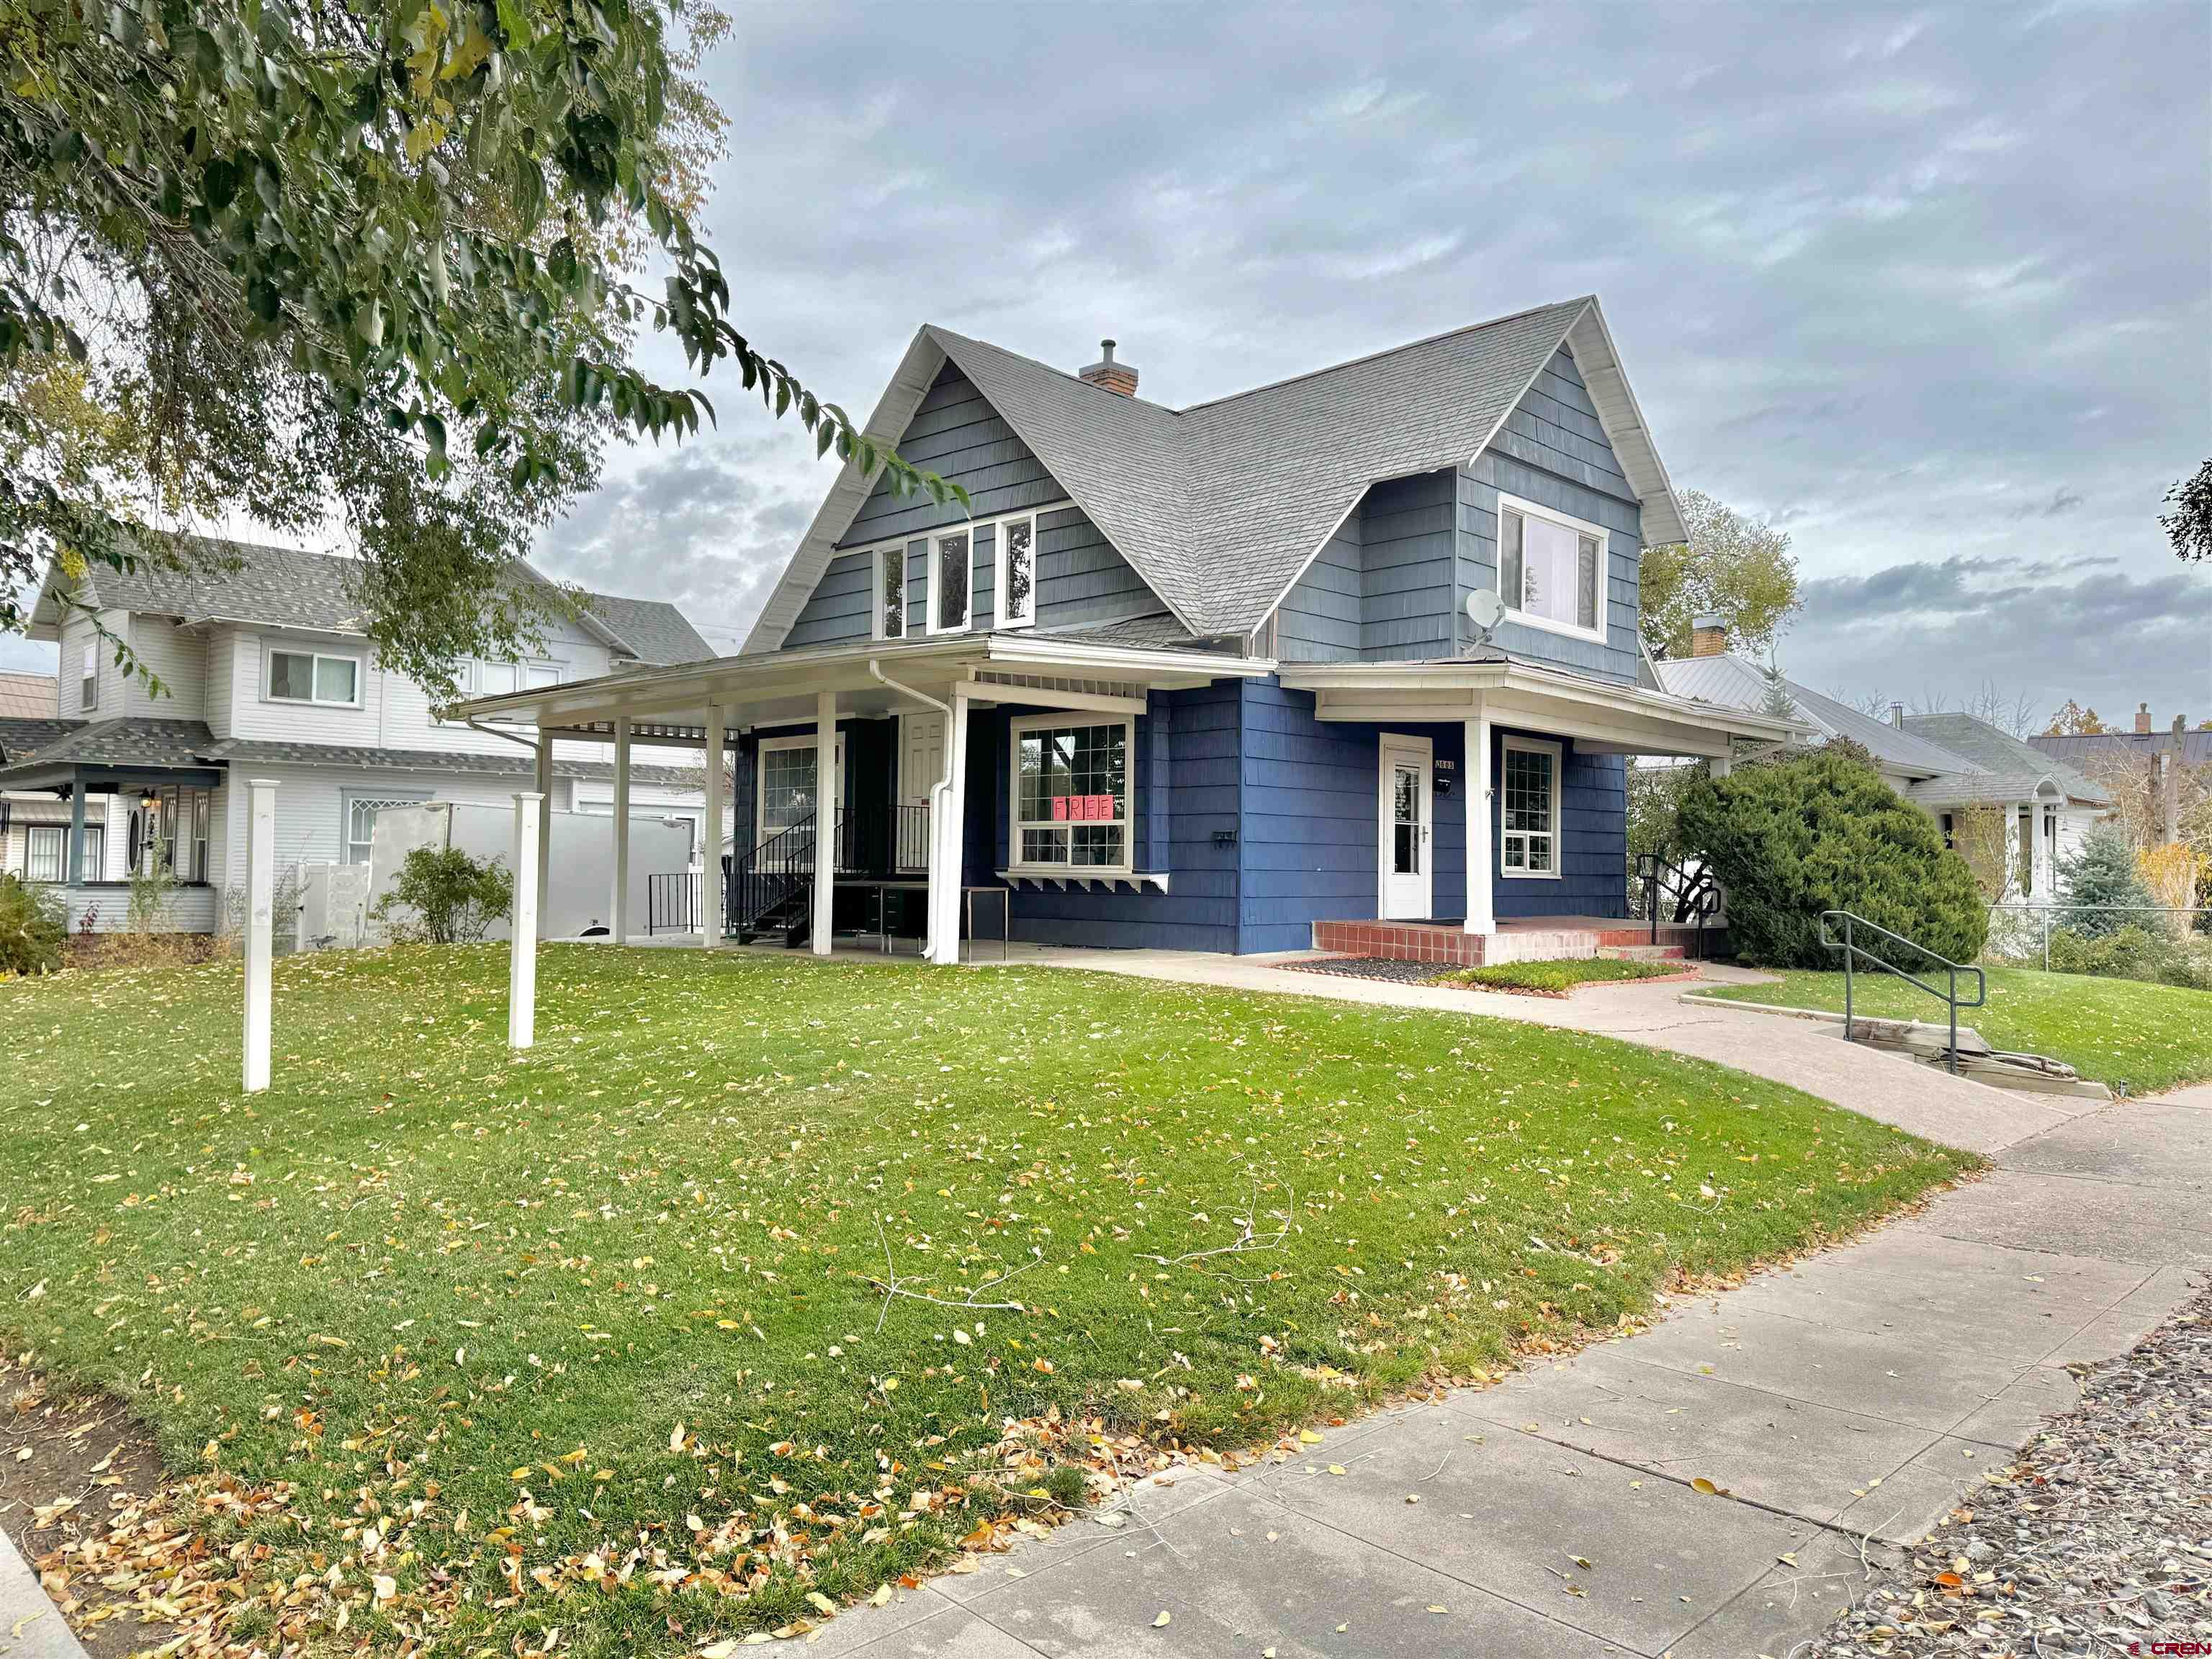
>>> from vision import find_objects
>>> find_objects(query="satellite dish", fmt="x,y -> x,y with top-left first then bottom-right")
1465,588 -> 1506,634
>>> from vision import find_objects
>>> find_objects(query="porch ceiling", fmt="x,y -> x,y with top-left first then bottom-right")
1277,660 -> 1809,758
449,634 -> 1271,744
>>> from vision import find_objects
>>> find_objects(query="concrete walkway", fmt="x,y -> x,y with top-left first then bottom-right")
788,961 -> 2206,1658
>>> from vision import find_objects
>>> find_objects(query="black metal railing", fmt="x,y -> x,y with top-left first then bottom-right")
832,803 -> 932,878
1635,853 -> 1725,956
646,871 -> 698,935
1819,909 -> 1987,1076
730,814 -> 817,942
645,802 -> 937,947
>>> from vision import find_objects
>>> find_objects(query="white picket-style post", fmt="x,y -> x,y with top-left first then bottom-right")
509,791 -> 543,1048
243,778 -> 277,1092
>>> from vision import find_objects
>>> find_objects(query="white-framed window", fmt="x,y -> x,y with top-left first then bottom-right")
755,733 -> 845,859
1499,736 -> 1561,878
79,639 -> 97,711
929,528 -> 972,634
24,824 -> 65,884
344,791 -> 429,865
1010,714 -> 1133,873
994,513 -> 1036,629
266,647 -> 361,706
1496,494 -> 1606,644
874,543 -> 907,641
523,662 -> 562,689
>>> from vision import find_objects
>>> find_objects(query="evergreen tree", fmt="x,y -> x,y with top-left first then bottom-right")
2056,823 -> 2156,938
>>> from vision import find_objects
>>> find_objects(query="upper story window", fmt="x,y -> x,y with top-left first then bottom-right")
996,514 -> 1036,629
930,529 -> 971,634
80,640 -> 97,711
267,647 -> 360,706
455,660 -> 559,698
1497,495 -> 1606,644
874,544 -> 907,640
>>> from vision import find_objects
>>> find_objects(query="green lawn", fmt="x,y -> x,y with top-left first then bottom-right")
1692,966 -> 2212,1095
0,946 -> 1974,1655
1434,956 -> 1686,994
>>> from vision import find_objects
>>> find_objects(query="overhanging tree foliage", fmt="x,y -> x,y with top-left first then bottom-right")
1639,488 -> 1801,660
2162,458 -> 2211,563
1,0 -> 957,698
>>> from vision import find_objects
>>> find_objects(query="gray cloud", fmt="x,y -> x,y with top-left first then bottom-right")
2007,487 -> 2084,520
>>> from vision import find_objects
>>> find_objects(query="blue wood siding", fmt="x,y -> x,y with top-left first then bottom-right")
1237,679 -> 1465,953
785,364 -> 1159,646
1455,347 -> 1643,685
1484,727 -> 1629,920
1359,470 -> 1458,662
1277,505 -> 1362,662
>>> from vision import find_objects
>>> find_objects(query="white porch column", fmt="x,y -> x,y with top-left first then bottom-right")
533,731 -> 554,921
929,688 -> 971,964
812,690 -> 837,956
243,778 -> 276,1092
701,703 -> 725,948
1463,714 -> 1493,935
1709,752 -> 1732,779
610,716 -> 631,943
508,791 -> 542,1048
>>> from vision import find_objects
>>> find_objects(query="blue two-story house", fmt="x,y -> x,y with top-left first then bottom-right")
457,297 -> 1793,963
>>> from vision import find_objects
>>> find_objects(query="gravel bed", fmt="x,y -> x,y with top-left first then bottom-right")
1806,1277 -> 2209,1656
1279,956 -> 1447,984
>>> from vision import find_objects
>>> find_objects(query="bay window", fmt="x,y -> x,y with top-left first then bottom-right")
1499,737 -> 1560,877
1498,495 -> 1605,642
1012,716 -> 1131,872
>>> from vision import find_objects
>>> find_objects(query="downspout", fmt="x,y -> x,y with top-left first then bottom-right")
869,660 -> 958,962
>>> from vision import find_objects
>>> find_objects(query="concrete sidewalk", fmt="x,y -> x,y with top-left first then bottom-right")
790,969 -> 2206,1658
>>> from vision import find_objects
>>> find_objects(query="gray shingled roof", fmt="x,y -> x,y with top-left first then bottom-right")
0,717 -> 217,781
2033,729 -> 2212,770
1030,613 -> 1220,652
45,536 -> 709,666
0,716 -> 83,763
1902,714 -> 2110,806
199,737 -> 696,786
754,297 -> 1686,649
1655,654 -> 1977,776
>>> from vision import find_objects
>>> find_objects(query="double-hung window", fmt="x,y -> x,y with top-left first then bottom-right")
929,529 -> 972,634
1499,737 -> 1560,877
1497,495 -> 1606,643
79,640 -> 97,711
995,514 -> 1036,628
267,647 -> 361,706
876,544 -> 907,639
24,825 -> 65,884
1012,716 -> 1131,873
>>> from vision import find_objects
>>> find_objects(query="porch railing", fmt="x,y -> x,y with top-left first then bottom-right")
731,814 -> 817,942
1635,853 -> 1725,956
646,803 -> 938,943
1820,909 -> 1985,1076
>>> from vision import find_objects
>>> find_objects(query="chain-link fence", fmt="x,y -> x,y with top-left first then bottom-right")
1984,902 -> 2211,988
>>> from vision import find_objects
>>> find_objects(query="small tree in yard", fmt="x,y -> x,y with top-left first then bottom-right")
0,874 -> 66,974
372,846 -> 511,945
1677,745 -> 1987,969
2056,824 -> 2157,940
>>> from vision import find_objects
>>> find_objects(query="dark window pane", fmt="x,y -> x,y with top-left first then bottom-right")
936,533 -> 970,629
269,652 -> 313,699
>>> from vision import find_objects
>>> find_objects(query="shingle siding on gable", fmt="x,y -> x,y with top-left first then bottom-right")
1276,506 -> 1361,660
1275,468 -> 1458,664
1457,349 -> 1643,685
783,366 -> 1157,647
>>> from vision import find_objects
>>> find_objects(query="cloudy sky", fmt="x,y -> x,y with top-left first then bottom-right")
9,1 -> 2208,724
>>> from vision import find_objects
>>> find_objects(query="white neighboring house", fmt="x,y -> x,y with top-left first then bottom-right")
1656,620 -> 2110,903
0,540 -> 714,933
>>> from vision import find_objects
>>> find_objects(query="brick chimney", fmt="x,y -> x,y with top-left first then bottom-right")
1079,338 -> 1138,397
1689,613 -> 1728,658
2134,701 -> 2152,734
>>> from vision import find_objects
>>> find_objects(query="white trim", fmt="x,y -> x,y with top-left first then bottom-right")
1006,710 -> 1137,878
1494,493 -> 1609,645
926,526 -> 975,636
1498,734 -> 1562,880
999,869 -> 1170,894
264,646 -> 364,708
1377,732 -> 1434,920
753,730 -> 846,850
994,511 -> 1038,629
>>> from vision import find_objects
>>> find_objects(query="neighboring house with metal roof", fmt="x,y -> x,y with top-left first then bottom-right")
1655,624 -> 2111,902
454,298 -> 1799,963
1,542 -> 715,932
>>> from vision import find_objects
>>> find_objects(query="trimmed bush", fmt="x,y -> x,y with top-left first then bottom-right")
1678,745 -> 1988,969
0,874 -> 66,976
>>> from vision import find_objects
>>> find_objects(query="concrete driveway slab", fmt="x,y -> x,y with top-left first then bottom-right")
1236,1403 -> 1818,1656
970,1485 -> 1618,1659
1450,1348 -> 1941,1526
1902,1169 -> 2212,1267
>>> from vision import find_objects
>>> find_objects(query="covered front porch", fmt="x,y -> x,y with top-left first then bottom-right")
454,632 -> 1269,962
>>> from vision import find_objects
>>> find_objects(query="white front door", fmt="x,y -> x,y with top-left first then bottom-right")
1378,734 -> 1434,920
897,713 -> 946,871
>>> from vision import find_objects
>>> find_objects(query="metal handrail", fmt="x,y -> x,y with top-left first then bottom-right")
1817,909 -> 1987,1075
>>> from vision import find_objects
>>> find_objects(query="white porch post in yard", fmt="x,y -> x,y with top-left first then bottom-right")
813,690 -> 837,956
508,791 -> 542,1048
533,731 -> 554,921
1463,714 -> 1493,935
243,778 -> 276,1092
610,716 -> 631,943
701,703 -> 725,948
929,688 -> 971,964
